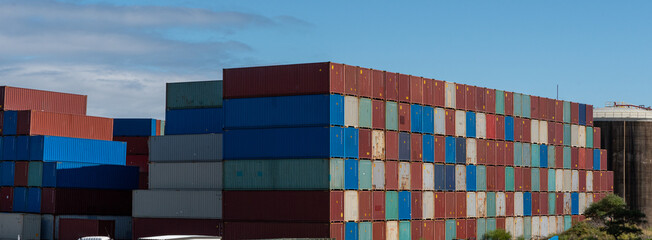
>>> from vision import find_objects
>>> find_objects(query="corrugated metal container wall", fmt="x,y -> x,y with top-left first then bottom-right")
55,215 -> 132,240
398,74 -> 410,103
445,82 -> 456,109
26,136 -> 126,165
113,137 -> 149,155
385,72 -> 398,101
133,190 -> 222,219
15,110 -> 113,141
372,70 -> 385,99
58,219 -> 115,240
224,95 -> 333,129
166,80 -> 222,109
40,188 -> 132,215
0,213 -> 41,240
165,108 -> 224,135
0,86 -> 87,115
410,76 -> 423,104
434,80 -> 445,107
358,67 -> 372,98
150,162 -> 222,189
466,85 -> 476,111
495,90 -> 505,115
486,88 -> 496,114
476,87 -> 486,112
456,84 -> 466,110
150,134 -> 222,162
113,119 -> 159,137
134,218 -> 224,239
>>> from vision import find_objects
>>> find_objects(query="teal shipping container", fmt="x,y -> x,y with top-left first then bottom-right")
386,191 -> 398,220
445,219 -> 456,240
564,147 -> 571,169
564,215 -> 572,230
495,90 -> 505,115
548,169 -> 556,192
486,218 -> 496,232
476,165 -> 487,191
386,102 -> 398,131
532,168 -> 540,192
563,124 -> 571,147
359,222 -> 372,240
563,101 -> 571,123
522,143 -> 531,167
586,126 -> 593,148
548,146 -> 556,168
522,95 -> 531,118
359,98 -> 372,128
223,159 -> 331,190
166,80 -> 222,109
399,221 -> 410,240
549,193 -> 556,215
358,160 -> 372,190
505,167 -> 515,191
477,218 -> 486,239
487,192 -> 496,217
514,93 -> 522,117
531,144 -> 540,167
514,142 -> 522,166
524,217 -> 532,240
27,161 -> 42,187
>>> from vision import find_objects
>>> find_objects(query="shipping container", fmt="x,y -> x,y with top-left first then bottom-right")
444,82 -> 455,109
359,129 -> 372,159
384,72 -> 399,101
594,127 -> 601,149
506,192 -> 515,216
496,115 -> 505,140
412,191 -> 423,220
399,74 -> 410,103
456,83 -> 466,111
399,133 -> 410,161
8,136 -> 125,165
410,76 -> 423,104
467,138 -> 477,165
476,87 -> 486,113
486,88 -> 496,114
151,162 -> 222,190
486,114 -> 496,140
555,100 -> 564,123
41,188 -> 131,215
465,85 -> 476,111
411,105 -> 422,133
344,191 -> 359,221
0,212 -> 40,240
151,134 -> 222,161
475,113 -> 486,139
42,162 -> 138,190
113,119 -> 159,137
531,96 -> 539,120
445,109 -> 455,136
0,86 -> 87,115
454,111 -> 466,137
495,90 -> 505,115
399,191 -> 411,220
423,191 -> 434,219
434,108 -> 445,135
477,165 -> 487,191
165,108 -> 224,135
487,192 -> 496,217
134,190 -> 221,219
531,120 -> 540,144
433,80 -> 445,107
423,106 -> 434,134
522,95 -> 531,118
345,96 -> 359,128
477,192 -> 487,217
224,221 -> 328,240
399,103 -> 411,132
6,110 -> 111,140
423,78 -> 434,106
410,162 -> 422,190
514,192 -> 523,216
58,219 -> 115,240
54,215 -> 131,240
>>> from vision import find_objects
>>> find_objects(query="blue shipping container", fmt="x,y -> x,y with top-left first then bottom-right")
330,127 -> 345,158
540,144 -> 548,168
346,222 -> 358,240
13,187 -> 27,212
16,136 -> 29,160
445,137 -> 455,164
505,116 -> 514,141
455,137 -> 466,164
524,192 -> 532,216
594,149 -> 601,170
224,127 -> 330,159
467,165 -> 477,191
165,108 -> 224,135
398,191 -> 411,220
42,162 -> 139,190
113,119 -> 157,136
579,104 -> 586,126
445,165 -> 455,191
2,136 -> 16,160
224,95 -> 337,129
411,104 -> 422,133
344,128 -> 359,158
2,111 -> 17,136
422,106 -> 434,134
398,132 -> 410,161
344,159 -> 358,190
572,192 -> 579,215
435,164 -> 445,191
1,161 -> 14,186
27,188 -> 40,213
423,135 -> 434,163
466,112 -> 476,138
28,136 -> 126,165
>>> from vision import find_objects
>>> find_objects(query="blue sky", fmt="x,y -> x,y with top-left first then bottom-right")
1,0 -> 651,118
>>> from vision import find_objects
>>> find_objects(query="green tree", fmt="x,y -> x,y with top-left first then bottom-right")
583,194 -> 646,239
483,229 -> 511,240
557,221 -> 612,240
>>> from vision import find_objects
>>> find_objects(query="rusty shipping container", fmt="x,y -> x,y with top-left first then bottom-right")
14,110 -> 113,141
0,86 -> 87,115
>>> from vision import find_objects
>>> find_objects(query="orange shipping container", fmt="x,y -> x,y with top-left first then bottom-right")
0,86 -> 87,115
16,110 -> 113,141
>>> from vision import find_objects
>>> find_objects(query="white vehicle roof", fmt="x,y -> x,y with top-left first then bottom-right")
78,237 -> 112,240
139,235 -> 222,240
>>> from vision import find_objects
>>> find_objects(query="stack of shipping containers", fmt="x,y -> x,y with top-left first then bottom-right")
0,86 -> 139,240
113,119 -> 165,189
222,62 -> 615,239
131,81 -> 224,239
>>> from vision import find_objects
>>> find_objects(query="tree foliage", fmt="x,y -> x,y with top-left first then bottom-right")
483,229 -> 512,240
557,221 -> 613,240
583,194 -> 646,239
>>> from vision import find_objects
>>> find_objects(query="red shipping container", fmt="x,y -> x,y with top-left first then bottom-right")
556,193 -> 564,215
133,218 -> 223,240
587,105 -> 594,126
466,85 -> 476,111
445,109 -> 455,136
114,137 -> 149,155
59,219 -> 115,240
514,167 -> 523,191
539,97 -> 548,121
586,149 -> 594,171
505,91 -> 514,116
514,117 -> 523,142
412,191 -> 423,219
607,171 -> 614,192
386,131 -> 399,160
411,133 -> 423,162
496,166 -> 506,191
571,102 -> 579,124
372,69 -> 385,99
126,155 -> 149,173
485,88 -> 496,114
386,72 -> 399,101
506,142 -> 514,166
0,187 -> 13,212
456,192 -> 466,217
373,222 -> 385,240
358,191 -> 372,220
487,166 -> 497,191
41,188 -> 132,215
530,96 -> 539,120
496,115 -> 505,140
434,135 -> 445,163
594,127 -> 602,149
138,172 -> 148,189
486,140 -> 496,166
412,220 -> 423,240
572,216 -> 580,224
456,219 -> 466,239
445,192 -> 456,218
571,147 -> 579,169
372,100 -> 386,129
424,78 -> 434,106
224,222 -> 329,240
522,118 -> 531,143
411,162 -> 423,190
344,65 -> 358,96
358,129 -> 372,159
532,192 -> 540,216
0,86 -> 87,115
223,191 -> 329,222
548,98 -> 556,122
386,161 -> 399,190
423,220 -> 435,240
476,87 -> 486,112
578,148 -> 586,170
477,139 -> 487,165
555,100 -> 564,123
399,74 -> 410,102
539,193 -> 548,217
434,192 -> 446,219
486,114 -> 496,140
523,168 -> 531,191
466,219 -> 477,240
579,170 -> 587,192
16,110 -> 113,141
435,220 -> 445,240
410,76 -> 423,104
505,192 -> 514,216
14,162 -> 28,186
496,218 -> 505,231
456,84 -> 466,110
155,120 -> 161,136
555,122 -> 564,145
372,191 -> 385,220
556,146 -> 564,169
540,170 -> 548,193
331,223 -> 344,240
399,103 -> 411,132
358,67 -> 372,98
594,171 -> 601,192
548,121 -> 556,145
496,141 -> 506,166
434,80 -> 445,107
601,171 -> 608,192
601,149 -> 607,171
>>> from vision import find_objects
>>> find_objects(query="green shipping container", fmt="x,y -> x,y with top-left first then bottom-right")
386,191 -> 399,220
514,142 -> 522,167
564,124 -> 571,147
548,145 -> 556,168
399,221 -> 411,240
359,222 -> 372,240
506,167 -> 515,191
564,147 -> 572,169
549,193 -> 556,215
476,165 -> 487,191
524,217 -> 532,240
487,192 -> 496,217
564,215 -> 572,230
445,219 -> 456,240
359,98 -> 372,128
166,80 -> 222,109
486,218 -> 497,232
514,93 -> 522,117
386,101 -> 398,131
223,159 -> 331,190
563,101 -> 571,123
477,218 -> 486,239
522,143 -> 531,166
586,126 -> 594,148
495,90 -> 505,115
359,160 -> 372,190
548,169 -> 556,192
531,168 -> 540,192
27,161 -> 43,187
531,144 -> 540,167
522,95 -> 531,118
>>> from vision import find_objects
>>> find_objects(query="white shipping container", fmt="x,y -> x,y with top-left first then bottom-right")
55,215 -> 132,240
587,171 -> 594,192
344,96 -> 359,127
556,170 -> 564,192
505,217 -> 515,237
344,191 -> 359,221
514,217 -> 524,238
149,134 -> 223,162
0,213 -> 41,240
531,120 -> 540,144
423,163 -> 434,190
496,192 -> 506,216
455,165 -> 466,191
539,121 -> 548,145
476,113 -> 487,139
445,82 -> 456,108
477,192 -> 487,217
372,160 -> 385,189
540,216 -> 549,238
557,216 -> 565,234
398,162 -> 410,190
132,190 -> 222,219
149,162 -> 223,189
515,192 -> 524,216
572,170 -> 579,192
466,138 -> 477,164
578,125 -> 586,147
564,170 -> 572,192
564,193 -> 571,215
455,110 -> 466,137
587,193 -> 594,209
372,130 -> 385,160
386,221 -> 399,240
579,192 -> 586,214
467,192 -> 476,218
571,124 -> 579,147
434,108 -> 446,135
423,191 -> 435,219
531,216 -> 540,238
549,215 -> 557,235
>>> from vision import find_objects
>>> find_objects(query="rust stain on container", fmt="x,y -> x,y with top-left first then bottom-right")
385,72 -> 399,101
371,130 -> 385,160
410,76 -> 423,104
